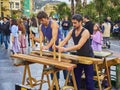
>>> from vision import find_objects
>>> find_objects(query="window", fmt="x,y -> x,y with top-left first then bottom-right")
15,2 -> 19,8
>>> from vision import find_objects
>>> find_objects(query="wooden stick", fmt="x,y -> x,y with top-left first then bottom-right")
53,38 -> 56,59
58,39 -> 61,62
40,34 -> 42,56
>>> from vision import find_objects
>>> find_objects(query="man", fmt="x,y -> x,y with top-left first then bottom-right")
61,16 -> 71,38
31,11 -> 67,88
83,15 -> 94,44
102,18 -> 111,48
2,17 -> 10,49
0,17 -> 3,46
107,16 -> 113,33
56,14 -> 94,90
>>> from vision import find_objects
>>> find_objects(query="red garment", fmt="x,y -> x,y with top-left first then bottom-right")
19,34 -> 26,48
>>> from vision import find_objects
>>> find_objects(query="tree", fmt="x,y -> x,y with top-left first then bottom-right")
82,2 -> 97,22
74,0 -> 120,23
53,2 -> 71,20
94,0 -> 108,22
110,0 -> 120,6
70,0 -> 75,15
75,0 -> 82,14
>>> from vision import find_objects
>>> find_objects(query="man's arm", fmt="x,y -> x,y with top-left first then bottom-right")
57,29 -> 90,52
66,29 -> 90,51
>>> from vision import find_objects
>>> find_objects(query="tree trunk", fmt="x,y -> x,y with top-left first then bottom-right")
71,0 -> 74,15
83,0 -> 87,7
76,0 -> 81,7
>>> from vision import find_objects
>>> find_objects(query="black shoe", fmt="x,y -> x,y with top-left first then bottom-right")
107,45 -> 110,49
67,80 -> 73,86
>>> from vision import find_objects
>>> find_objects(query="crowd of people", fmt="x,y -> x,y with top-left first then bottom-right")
0,16 -> 39,54
0,10 -> 119,90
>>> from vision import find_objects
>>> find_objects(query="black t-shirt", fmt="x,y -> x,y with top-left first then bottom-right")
84,21 -> 93,35
62,20 -> 70,30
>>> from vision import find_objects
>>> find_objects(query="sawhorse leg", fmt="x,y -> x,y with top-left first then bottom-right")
104,58 -> 112,90
64,69 -> 77,90
95,64 -> 102,90
50,71 -> 59,90
22,64 -> 33,87
39,65 -> 51,90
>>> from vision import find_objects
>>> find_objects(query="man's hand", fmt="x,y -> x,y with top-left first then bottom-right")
29,34 -> 34,39
42,46 -> 49,50
56,46 -> 66,52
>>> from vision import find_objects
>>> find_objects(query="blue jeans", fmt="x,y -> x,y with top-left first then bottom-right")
74,64 -> 94,90
62,29 -> 68,38
3,35 -> 10,49
0,33 -> 3,45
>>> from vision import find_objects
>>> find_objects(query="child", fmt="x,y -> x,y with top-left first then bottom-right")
18,19 -> 26,54
11,19 -> 20,53
91,23 -> 103,51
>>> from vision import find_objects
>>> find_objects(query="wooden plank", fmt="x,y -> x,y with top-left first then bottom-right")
11,54 -> 76,71
107,58 -> 119,67
30,53 -> 72,63
31,50 -> 102,64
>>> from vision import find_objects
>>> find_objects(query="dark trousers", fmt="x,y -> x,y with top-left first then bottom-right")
50,70 -> 68,80
3,35 -> 10,49
74,64 -> 94,90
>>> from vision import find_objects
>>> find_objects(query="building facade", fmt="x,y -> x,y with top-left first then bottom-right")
0,0 -> 34,18
0,0 -> 22,18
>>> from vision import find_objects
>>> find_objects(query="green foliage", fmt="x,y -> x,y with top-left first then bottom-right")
49,11 -> 55,17
75,0 -> 120,23
53,2 -> 71,20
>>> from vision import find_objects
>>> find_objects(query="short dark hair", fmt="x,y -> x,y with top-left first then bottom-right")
4,17 -> 9,20
37,11 -> 48,19
84,15 -> 89,19
11,19 -> 18,26
104,18 -> 108,22
72,14 -> 83,22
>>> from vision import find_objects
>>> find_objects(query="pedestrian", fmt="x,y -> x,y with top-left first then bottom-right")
0,17 -> 3,46
2,17 -> 11,49
61,16 -> 71,38
83,15 -> 94,44
102,18 -> 111,48
23,17 -> 30,46
30,11 -> 67,89
10,19 -> 20,53
91,23 -> 103,51
18,19 -> 26,54
56,14 -> 94,90
30,16 -> 39,48
107,16 -> 113,33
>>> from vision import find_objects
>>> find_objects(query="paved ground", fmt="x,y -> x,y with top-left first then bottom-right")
0,38 -> 120,90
